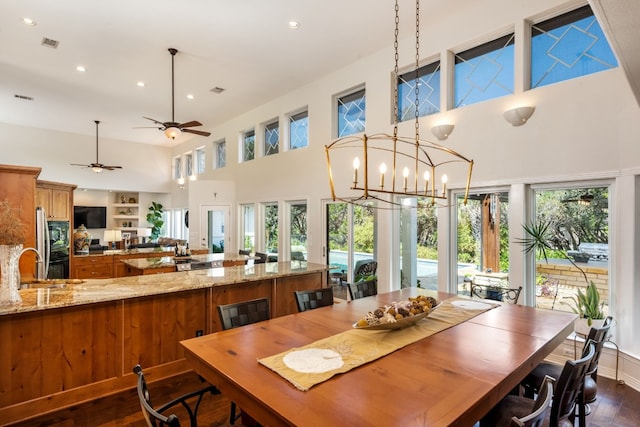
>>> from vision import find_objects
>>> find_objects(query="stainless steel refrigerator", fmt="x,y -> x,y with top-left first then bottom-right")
36,207 -> 70,279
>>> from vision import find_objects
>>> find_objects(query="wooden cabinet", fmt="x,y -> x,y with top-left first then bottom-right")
0,165 -> 41,281
36,181 -> 75,221
73,255 -> 113,279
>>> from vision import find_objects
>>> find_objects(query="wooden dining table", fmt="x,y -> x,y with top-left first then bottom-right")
180,288 -> 576,427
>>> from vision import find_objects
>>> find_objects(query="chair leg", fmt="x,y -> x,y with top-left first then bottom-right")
230,401 -> 241,425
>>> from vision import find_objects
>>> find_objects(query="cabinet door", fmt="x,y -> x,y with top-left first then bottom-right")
51,189 -> 70,220
35,188 -> 52,216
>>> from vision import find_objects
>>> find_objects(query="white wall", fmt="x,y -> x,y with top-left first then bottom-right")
0,122 -> 173,193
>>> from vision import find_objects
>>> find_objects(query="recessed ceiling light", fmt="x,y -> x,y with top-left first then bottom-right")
288,20 -> 300,29
76,65 -> 86,72
137,81 -> 145,87
186,94 -> 194,100
21,17 -> 36,26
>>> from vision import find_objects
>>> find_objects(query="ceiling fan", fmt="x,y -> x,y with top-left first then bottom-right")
139,48 -> 211,140
70,121 -> 122,173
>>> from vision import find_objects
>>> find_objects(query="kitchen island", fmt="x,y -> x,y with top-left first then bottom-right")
0,261 -> 327,425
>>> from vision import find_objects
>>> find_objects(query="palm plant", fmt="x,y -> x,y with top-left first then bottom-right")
517,219 -> 604,324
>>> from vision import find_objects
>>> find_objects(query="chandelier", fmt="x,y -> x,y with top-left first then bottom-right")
324,0 -> 473,207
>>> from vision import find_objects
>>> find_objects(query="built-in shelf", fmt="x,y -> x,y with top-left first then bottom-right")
112,193 -> 140,231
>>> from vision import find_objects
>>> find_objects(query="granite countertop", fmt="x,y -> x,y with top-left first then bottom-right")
122,253 -> 252,270
75,247 -> 176,257
1,261 -> 326,316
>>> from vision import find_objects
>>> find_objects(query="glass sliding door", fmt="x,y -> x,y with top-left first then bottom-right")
455,190 -> 510,296
532,186 -> 609,314
200,205 -> 229,253
325,201 -> 375,285
399,197 -> 438,289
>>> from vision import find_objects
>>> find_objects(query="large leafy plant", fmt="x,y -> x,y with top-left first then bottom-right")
516,219 -> 604,323
146,201 -> 164,241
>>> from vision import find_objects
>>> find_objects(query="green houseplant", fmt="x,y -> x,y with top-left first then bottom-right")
146,202 -> 164,241
517,219 -> 605,329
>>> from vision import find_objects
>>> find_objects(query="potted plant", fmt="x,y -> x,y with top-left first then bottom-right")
146,202 -> 164,242
517,219 -> 605,333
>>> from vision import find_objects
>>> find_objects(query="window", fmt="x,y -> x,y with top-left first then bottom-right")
263,202 -> 278,256
337,88 -> 366,137
242,129 -> 255,162
399,197 -> 437,290
289,110 -> 308,150
326,201 -> 376,285
454,34 -> 515,108
289,202 -> 307,261
264,120 -> 279,156
195,146 -> 205,174
531,5 -> 618,89
184,152 -> 193,178
532,186 -> 609,316
214,139 -> 226,169
240,204 -> 255,252
398,61 -> 441,121
173,156 -> 182,180
455,191 -> 510,295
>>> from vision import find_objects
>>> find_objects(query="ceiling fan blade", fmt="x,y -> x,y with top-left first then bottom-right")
70,163 -> 90,167
133,126 -> 163,129
143,116 -> 166,126
183,128 -> 211,137
179,120 -> 203,128
102,166 -> 123,170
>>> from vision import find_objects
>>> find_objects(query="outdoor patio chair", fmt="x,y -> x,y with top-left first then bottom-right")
471,283 -> 522,304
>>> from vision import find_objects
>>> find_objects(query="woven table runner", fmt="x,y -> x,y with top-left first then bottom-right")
258,296 -> 498,391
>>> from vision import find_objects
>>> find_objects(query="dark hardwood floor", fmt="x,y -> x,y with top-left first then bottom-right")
5,372 -> 638,426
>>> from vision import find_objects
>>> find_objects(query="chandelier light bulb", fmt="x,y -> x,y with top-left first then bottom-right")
441,174 -> 448,196
423,171 -> 430,195
402,167 -> 409,191
353,157 -> 360,185
379,163 -> 387,188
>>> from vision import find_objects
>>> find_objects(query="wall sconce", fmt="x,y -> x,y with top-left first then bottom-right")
431,124 -> 455,141
503,106 -> 535,126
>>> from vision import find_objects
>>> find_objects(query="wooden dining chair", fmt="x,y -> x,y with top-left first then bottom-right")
522,316 -> 612,415
470,283 -> 522,304
481,341 -> 595,427
217,298 -> 270,424
294,287 -> 334,312
133,364 -> 220,427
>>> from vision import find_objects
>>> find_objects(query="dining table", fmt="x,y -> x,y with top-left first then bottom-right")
180,288 -> 576,426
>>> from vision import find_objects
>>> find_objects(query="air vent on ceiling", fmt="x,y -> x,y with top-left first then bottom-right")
210,86 -> 225,94
41,37 -> 59,48
14,94 -> 34,101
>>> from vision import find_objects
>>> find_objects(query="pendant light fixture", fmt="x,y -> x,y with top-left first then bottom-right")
324,0 -> 473,207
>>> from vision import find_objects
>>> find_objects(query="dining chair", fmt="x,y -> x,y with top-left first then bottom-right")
218,297 -> 270,330
521,316 -> 612,415
481,341 -> 595,427
470,283 -> 522,304
217,297 -> 270,424
512,375 -> 555,427
348,279 -> 378,300
294,287 -> 334,312
254,251 -> 268,264
133,364 -> 220,427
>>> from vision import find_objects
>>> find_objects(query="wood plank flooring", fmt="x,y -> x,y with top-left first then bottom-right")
5,370 -> 638,426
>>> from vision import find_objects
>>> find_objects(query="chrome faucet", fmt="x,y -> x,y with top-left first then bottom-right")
17,247 -> 44,286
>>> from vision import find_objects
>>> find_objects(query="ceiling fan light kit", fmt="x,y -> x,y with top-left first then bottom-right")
139,48 -> 211,140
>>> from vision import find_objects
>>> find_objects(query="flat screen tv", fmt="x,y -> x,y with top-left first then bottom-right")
74,206 -> 107,229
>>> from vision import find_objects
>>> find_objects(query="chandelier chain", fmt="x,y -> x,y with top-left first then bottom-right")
414,0 -> 420,141
393,0 -> 400,139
